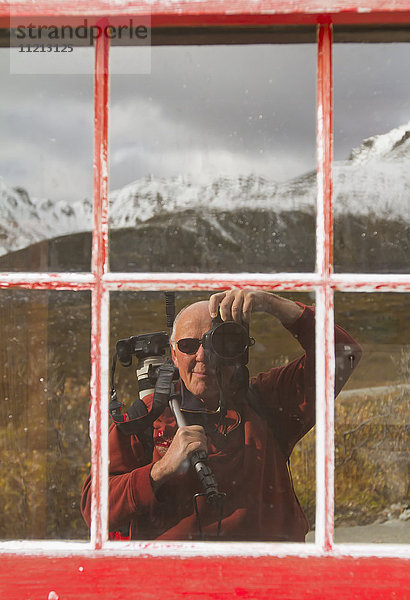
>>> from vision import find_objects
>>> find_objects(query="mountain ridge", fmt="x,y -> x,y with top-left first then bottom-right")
1,122 -> 409,260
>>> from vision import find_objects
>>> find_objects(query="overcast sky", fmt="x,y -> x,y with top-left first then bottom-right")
0,42 -> 409,203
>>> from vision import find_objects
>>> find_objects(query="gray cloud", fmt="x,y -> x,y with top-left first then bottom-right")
0,50 -> 94,201
1,42 -> 409,202
333,43 -> 410,159
111,46 -> 316,157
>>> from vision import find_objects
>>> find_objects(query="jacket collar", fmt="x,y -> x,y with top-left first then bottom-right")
180,381 -> 220,414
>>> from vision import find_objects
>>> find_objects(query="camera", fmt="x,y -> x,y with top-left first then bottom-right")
116,331 -> 169,367
201,312 -> 254,366
116,331 -> 170,398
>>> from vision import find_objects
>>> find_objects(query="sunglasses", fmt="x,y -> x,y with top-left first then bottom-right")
176,337 -> 205,355
176,323 -> 253,360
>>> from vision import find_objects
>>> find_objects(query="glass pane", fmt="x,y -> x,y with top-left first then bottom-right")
97,290 -> 320,541
109,44 -> 316,273
334,292 -> 410,544
0,290 -> 91,540
0,48 -> 94,272
333,43 -> 410,274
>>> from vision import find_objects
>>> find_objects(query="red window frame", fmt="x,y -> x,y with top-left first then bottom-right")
0,2 -> 409,598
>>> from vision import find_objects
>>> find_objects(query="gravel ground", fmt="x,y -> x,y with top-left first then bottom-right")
306,519 -> 410,543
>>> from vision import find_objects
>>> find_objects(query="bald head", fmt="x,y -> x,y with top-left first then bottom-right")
171,301 -> 211,343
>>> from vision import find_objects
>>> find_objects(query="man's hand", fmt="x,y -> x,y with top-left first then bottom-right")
150,425 -> 207,492
209,290 -> 303,326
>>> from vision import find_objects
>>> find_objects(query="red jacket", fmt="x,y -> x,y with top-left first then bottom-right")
81,306 -> 361,541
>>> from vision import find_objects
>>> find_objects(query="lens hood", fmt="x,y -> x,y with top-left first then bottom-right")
202,312 -> 254,365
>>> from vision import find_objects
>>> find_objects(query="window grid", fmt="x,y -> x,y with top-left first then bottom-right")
90,30 -> 110,551
0,1 -> 409,575
315,23 -> 335,552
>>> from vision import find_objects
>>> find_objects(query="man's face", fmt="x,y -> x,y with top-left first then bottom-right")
171,302 -> 230,407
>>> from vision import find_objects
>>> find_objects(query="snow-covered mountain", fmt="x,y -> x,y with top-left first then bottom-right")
1,122 -> 409,258
0,182 -> 93,257
333,120 -> 410,220
349,121 -> 410,163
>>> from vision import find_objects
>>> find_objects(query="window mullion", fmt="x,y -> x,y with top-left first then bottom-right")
90,29 -> 110,550
315,22 -> 335,552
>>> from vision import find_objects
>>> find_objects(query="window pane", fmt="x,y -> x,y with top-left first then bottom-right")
0,290 -> 91,540
333,43 -> 410,274
96,290 -> 319,542
0,48 -> 94,272
334,292 -> 410,544
109,45 -> 316,273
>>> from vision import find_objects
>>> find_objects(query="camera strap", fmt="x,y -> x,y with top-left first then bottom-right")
215,366 -> 228,430
109,361 -> 177,436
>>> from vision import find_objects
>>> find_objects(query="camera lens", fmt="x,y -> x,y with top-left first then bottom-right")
211,322 -> 249,359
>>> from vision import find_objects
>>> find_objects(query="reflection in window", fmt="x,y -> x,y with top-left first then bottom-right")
334,293 -> 410,544
333,43 -> 410,274
81,290 -> 323,541
0,49 -> 94,272
109,45 -> 317,273
0,290 -> 91,540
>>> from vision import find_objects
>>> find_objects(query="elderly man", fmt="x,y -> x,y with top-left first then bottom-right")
82,290 -> 361,541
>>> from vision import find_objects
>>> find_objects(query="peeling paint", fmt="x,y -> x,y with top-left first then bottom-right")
89,32 -> 110,551
1,273 -> 407,293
